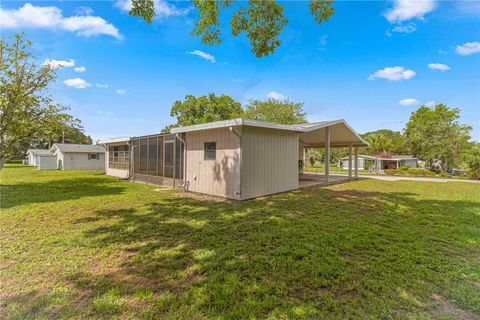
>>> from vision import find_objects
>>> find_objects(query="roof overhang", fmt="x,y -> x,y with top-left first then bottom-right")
170,118 -> 368,147
98,137 -> 131,145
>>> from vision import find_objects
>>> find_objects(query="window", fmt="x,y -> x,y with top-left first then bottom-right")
108,144 -> 129,170
88,153 -> 98,160
204,142 -> 216,160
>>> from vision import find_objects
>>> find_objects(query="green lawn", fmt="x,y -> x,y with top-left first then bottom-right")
1,164 -> 479,319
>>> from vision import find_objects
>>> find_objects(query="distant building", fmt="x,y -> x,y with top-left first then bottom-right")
26,149 -> 52,167
341,155 -> 419,171
49,143 -> 105,170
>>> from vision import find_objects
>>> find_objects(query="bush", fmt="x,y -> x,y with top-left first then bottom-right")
399,165 -> 409,171
385,168 -> 435,176
5,159 -> 22,164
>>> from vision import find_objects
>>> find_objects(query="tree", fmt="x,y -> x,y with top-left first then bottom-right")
466,143 -> 480,180
164,93 -> 244,132
130,0 -> 334,58
244,99 -> 306,124
404,104 -> 472,171
306,148 -> 321,166
364,133 -> 394,172
0,34 -> 78,169
361,129 -> 406,155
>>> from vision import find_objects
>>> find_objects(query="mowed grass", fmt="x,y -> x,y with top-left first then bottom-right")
1,164 -> 479,319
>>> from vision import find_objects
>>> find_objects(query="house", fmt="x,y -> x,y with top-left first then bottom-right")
49,143 -> 106,170
26,149 -> 51,166
341,154 -> 418,171
102,118 -> 368,200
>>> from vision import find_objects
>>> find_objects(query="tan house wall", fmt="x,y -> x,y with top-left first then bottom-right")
185,127 -> 240,199
240,126 -> 299,200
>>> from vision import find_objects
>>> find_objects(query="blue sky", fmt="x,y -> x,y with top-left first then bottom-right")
1,0 -> 479,142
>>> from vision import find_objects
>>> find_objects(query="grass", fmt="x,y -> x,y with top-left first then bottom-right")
1,164 -> 479,319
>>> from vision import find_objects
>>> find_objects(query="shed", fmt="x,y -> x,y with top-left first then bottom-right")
26,149 -> 51,166
49,143 -> 106,170
36,154 -> 57,170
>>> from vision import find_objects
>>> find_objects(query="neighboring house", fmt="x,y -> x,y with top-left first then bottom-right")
26,149 -> 51,166
341,155 -> 418,171
49,143 -> 106,170
102,118 -> 368,200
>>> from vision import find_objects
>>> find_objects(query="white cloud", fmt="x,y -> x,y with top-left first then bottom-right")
386,22 -> 417,36
267,91 -> 287,100
0,3 -> 122,39
115,0 -> 190,18
384,0 -> 436,23
96,83 -> 109,88
74,66 -> 86,73
428,63 -> 450,71
398,98 -> 420,106
44,59 -> 75,68
425,100 -> 436,107
116,89 -> 127,95
75,6 -> 93,15
368,66 -> 416,81
187,50 -> 216,63
63,78 -> 91,89
455,42 -> 480,56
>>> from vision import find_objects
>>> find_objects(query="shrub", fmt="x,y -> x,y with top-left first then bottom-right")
385,168 -> 435,176
399,165 -> 409,171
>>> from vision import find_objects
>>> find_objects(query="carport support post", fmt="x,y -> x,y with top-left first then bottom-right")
354,147 -> 359,178
325,127 -> 330,182
348,144 -> 353,178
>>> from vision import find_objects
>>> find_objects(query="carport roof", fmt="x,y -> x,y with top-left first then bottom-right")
171,118 -> 368,147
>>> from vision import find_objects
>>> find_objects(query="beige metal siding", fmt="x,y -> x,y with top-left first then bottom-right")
185,127 -> 240,199
240,126 -> 299,200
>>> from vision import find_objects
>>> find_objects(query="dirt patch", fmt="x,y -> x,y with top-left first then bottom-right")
430,294 -> 479,320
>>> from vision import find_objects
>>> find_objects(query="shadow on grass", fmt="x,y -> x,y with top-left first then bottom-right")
3,183 -> 480,318
0,177 -> 126,209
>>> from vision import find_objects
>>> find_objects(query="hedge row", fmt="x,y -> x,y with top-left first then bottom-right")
384,168 -> 436,176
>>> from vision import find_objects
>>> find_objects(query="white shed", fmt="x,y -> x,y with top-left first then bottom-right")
26,149 -> 51,166
37,154 -> 57,170
49,143 -> 106,170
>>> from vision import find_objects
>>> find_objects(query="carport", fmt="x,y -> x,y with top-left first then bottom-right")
296,120 -> 369,183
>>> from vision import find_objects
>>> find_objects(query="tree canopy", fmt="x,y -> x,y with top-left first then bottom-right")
130,0 -> 334,57
163,93 -> 244,132
0,34 -> 84,168
404,104 -> 471,170
244,99 -> 306,124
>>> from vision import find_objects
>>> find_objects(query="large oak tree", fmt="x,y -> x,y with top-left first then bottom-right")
130,0 -> 334,57
0,34 -> 83,169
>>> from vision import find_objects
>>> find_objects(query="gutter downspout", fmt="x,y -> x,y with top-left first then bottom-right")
176,133 -> 188,190
130,143 -> 136,181
229,127 -> 241,200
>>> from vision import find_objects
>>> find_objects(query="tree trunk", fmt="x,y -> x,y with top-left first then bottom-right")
0,156 -> 5,171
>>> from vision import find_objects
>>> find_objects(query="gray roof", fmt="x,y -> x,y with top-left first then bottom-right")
26,149 -> 51,156
50,143 -> 105,153
170,118 -> 368,146
172,118 -> 346,134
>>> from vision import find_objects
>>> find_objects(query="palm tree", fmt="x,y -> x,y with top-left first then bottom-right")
366,133 -> 393,172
